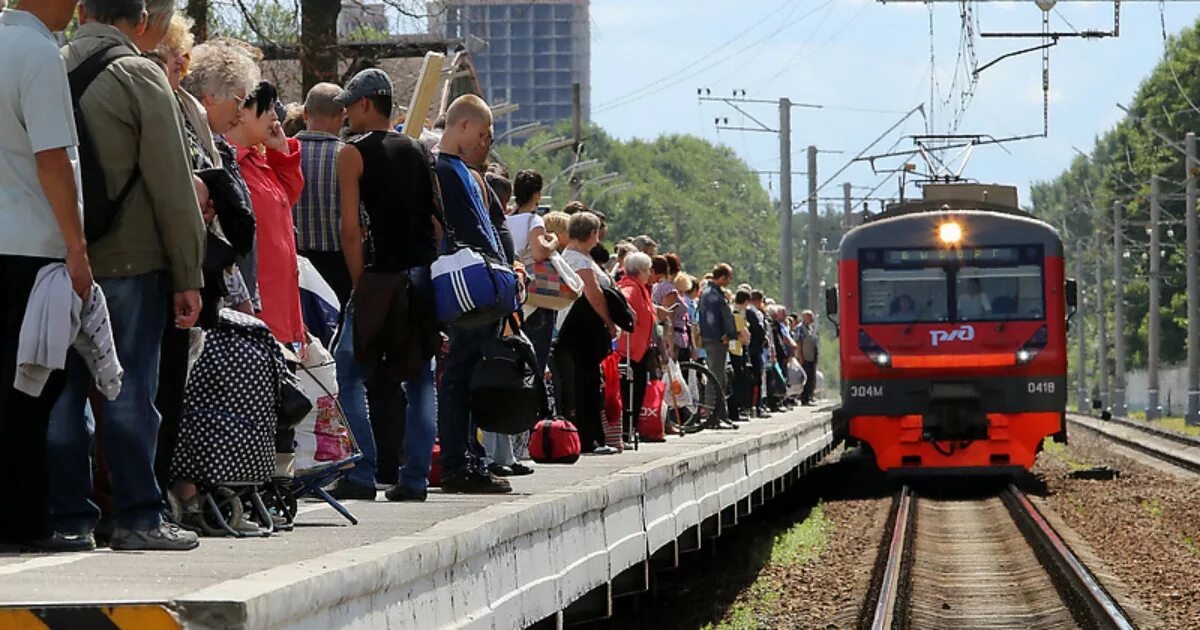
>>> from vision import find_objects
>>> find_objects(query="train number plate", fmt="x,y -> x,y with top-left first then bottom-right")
1027,381 -> 1056,394
850,384 -> 884,398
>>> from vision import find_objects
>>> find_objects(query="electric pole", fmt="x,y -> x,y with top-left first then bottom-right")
570,82 -> 583,202
843,182 -> 853,233
1188,132 -> 1200,425
1113,200 -> 1126,416
807,145 -> 819,311
1097,246 -> 1109,412
1148,176 -> 1162,420
1076,243 -> 1087,414
780,99 -> 794,310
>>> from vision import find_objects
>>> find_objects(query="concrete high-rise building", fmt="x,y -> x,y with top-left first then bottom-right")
429,0 -> 590,140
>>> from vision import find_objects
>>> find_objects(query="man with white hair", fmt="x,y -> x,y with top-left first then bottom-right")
49,0 -> 203,552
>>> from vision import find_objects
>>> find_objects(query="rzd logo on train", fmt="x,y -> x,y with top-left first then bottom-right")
929,325 -> 975,347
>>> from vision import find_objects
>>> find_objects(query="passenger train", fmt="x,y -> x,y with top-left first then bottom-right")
829,183 -> 1075,473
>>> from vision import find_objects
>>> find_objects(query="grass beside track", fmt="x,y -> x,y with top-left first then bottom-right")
701,503 -> 831,630
1125,411 -> 1200,438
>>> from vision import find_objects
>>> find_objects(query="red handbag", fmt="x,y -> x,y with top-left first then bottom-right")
529,418 -> 582,464
638,380 -> 667,442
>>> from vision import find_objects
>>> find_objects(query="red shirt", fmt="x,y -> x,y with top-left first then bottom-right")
617,275 -> 655,363
232,137 -> 306,344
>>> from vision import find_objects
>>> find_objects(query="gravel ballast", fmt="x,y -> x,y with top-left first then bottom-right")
1033,430 -> 1200,629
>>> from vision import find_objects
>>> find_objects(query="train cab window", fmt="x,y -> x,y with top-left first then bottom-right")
955,265 -> 1043,321
860,268 -> 949,324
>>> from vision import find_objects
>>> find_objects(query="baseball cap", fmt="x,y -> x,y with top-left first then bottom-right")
334,69 -> 393,105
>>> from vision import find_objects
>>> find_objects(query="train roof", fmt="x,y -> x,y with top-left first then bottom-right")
840,206 -> 1062,259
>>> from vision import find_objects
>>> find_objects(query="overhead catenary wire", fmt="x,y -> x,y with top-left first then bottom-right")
594,0 -> 836,115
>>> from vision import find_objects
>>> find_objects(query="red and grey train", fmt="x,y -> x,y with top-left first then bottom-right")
829,183 -> 1076,473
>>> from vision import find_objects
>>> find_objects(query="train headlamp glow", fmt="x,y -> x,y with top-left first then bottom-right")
873,353 -> 891,367
938,222 -> 963,245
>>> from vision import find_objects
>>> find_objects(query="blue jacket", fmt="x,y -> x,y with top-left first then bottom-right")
699,283 -> 736,343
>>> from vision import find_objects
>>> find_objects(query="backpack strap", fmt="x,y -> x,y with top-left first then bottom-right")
68,43 -> 142,210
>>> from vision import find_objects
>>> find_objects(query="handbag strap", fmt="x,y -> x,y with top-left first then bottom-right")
541,419 -> 553,457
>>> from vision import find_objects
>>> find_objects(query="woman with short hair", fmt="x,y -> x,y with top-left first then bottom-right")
225,81 -> 306,346
617,252 -> 655,441
554,211 -> 618,454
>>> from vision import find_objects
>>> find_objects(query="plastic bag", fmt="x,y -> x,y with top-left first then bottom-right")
665,359 -> 693,408
293,338 -> 354,473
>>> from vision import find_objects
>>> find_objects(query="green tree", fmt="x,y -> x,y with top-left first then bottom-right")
1030,15 -> 1200,384
495,125 -> 782,297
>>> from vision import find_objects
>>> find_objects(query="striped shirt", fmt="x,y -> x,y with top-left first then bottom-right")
293,130 -> 342,252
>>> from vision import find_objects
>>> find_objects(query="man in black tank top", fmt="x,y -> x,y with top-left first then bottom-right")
331,69 -> 443,502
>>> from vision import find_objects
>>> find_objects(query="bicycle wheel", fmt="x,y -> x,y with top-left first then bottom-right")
667,361 -> 721,430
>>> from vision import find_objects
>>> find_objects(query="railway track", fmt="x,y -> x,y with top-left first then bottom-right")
865,484 -> 1136,630
1067,414 -> 1200,475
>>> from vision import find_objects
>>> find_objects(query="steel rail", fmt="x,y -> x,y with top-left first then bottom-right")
1106,416 -> 1200,449
869,486 -> 912,630
1067,415 -> 1200,475
1002,485 -> 1136,630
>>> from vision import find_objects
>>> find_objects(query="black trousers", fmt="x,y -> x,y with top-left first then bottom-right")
731,353 -> 753,416
366,371 -> 407,486
801,360 -> 818,404
0,255 -> 65,544
155,325 -> 189,493
621,357 -> 648,438
747,349 -> 765,410
300,249 -> 352,309
553,348 -> 605,450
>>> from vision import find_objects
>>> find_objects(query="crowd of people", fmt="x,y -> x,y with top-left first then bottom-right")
0,0 -> 820,554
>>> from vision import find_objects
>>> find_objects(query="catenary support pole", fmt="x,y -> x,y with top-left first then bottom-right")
807,145 -> 819,310
780,98 -> 793,310
1188,133 -> 1200,425
1097,243 -> 1109,412
1149,176 -> 1162,420
1113,200 -> 1126,416
843,182 -> 852,233
570,82 -> 582,202
1076,243 -> 1087,414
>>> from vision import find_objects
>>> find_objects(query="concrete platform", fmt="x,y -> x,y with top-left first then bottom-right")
0,406 -> 834,629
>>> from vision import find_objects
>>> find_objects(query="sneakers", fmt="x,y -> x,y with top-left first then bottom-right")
592,445 -> 620,455
384,484 -> 428,502
441,469 -> 512,494
30,531 -> 96,552
326,479 -> 377,501
110,522 -> 199,551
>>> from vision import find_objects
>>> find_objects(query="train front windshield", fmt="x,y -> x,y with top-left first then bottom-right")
859,245 -> 1045,324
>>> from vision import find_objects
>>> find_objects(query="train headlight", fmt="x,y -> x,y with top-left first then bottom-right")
859,330 -> 891,368
938,221 -> 963,245
1015,325 -> 1049,364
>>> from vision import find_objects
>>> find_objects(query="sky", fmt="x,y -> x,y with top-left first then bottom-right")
585,0 -> 1200,210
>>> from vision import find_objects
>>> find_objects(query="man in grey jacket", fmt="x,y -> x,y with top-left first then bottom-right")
699,263 -> 738,428
46,0 -> 203,552
797,309 -> 819,405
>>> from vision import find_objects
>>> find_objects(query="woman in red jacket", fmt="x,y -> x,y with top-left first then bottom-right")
225,82 -> 306,345
617,252 -> 658,438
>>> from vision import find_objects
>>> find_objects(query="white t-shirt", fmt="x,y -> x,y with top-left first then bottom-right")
0,9 -> 83,259
561,247 -> 611,289
504,211 -> 544,265
957,291 -> 991,319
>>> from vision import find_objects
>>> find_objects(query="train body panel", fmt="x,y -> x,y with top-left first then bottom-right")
832,185 -> 1070,473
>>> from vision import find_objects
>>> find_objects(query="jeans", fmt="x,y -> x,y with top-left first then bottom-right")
482,431 -> 515,467
337,280 -> 439,492
47,272 -> 168,533
438,322 -> 501,476
703,340 -> 729,421
0,255 -> 65,543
